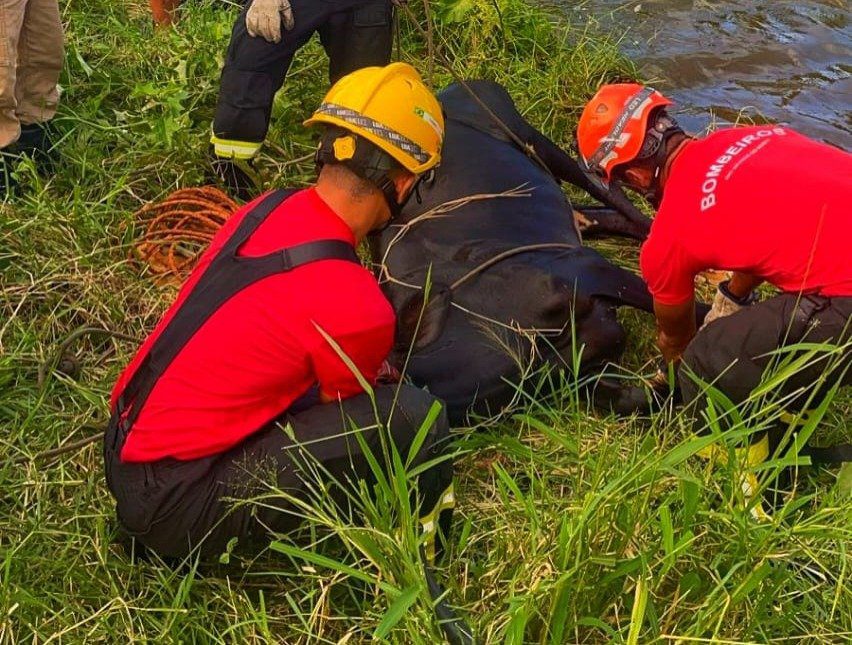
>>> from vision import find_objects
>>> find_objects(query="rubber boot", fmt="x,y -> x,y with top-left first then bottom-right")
418,483 -> 474,645
3,123 -> 59,188
13,123 -> 58,173
419,482 -> 456,564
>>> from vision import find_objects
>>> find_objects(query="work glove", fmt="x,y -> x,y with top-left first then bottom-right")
701,280 -> 757,329
246,0 -> 295,44
207,153 -> 258,202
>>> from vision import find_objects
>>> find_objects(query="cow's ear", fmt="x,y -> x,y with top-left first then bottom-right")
396,284 -> 453,352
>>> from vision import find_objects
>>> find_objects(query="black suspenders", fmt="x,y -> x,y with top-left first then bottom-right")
108,189 -> 361,447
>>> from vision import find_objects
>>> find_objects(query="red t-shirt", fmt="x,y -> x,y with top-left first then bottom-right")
113,188 -> 396,463
640,126 -> 852,305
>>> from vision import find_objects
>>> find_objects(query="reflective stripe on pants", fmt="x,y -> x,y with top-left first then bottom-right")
211,0 -> 393,160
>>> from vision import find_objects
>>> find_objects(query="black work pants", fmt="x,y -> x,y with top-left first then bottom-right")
680,293 -> 852,439
212,0 -> 394,157
104,385 -> 453,559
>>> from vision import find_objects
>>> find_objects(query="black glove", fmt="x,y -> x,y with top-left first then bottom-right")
207,152 -> 258,202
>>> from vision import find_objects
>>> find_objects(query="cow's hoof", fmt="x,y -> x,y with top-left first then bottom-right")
610,385 -> 653,416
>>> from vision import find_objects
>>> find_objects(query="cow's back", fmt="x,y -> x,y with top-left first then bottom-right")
382,82 -> 580,294
376,82 -> 632,423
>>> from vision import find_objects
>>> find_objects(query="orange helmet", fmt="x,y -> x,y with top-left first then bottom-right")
577,84 -> 673,181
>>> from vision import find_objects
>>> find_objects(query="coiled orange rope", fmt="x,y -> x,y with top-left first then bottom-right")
133,186 -> 236,282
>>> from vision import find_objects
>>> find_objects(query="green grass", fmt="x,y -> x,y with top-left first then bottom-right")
1,0 -> 850,642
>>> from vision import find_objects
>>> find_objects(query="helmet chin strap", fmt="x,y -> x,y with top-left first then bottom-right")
369,174 -> 424,235
633,113 -> 682,209
370,176 -> 403,234
643,164 -> 665,209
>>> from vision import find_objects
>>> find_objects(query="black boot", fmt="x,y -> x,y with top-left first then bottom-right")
207,150 -> 258,202
14,123 -> 50,151
11,123 -> 58,173
2,123 -> 59,191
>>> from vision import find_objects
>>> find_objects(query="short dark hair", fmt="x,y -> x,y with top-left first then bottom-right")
318,162 -> 378,199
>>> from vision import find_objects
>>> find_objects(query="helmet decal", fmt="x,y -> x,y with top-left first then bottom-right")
332,135 -> 356,161
415,106 -> 444,139
588,86 -> 656,168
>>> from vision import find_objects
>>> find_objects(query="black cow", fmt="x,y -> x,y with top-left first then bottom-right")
375,81 -> 675,424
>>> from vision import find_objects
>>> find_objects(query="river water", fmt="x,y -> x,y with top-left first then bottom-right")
559,0 -> 851,149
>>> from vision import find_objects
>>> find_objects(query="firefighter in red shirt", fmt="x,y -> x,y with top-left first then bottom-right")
576,84 -> 851,474
104,63 -> 455,559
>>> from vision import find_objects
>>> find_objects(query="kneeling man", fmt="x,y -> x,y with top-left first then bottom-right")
105,63 -> 454,559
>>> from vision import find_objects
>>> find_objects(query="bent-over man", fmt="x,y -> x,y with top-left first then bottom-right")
576,84 -> 851,488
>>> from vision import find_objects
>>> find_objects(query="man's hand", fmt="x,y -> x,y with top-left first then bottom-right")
649,357 -> 683,405
246,0 -> 295,44
701,275 -> 760,329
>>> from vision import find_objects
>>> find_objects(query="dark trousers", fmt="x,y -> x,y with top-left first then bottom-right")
680,293 -> 852,443
212,0 -> 394,154
104,385 -> 453,559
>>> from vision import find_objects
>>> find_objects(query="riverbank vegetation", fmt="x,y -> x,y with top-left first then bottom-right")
1,0 -> 849,642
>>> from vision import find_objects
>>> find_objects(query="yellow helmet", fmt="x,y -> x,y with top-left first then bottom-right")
304,62 -> 444,175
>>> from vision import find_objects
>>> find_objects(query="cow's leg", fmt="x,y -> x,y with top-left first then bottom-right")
574,205 -> 651,241
545,297 -> 655,416
571,259 -> 709,326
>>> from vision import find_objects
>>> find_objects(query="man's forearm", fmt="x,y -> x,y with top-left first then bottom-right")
653,297 -> 697,364
657,328 -> 692,363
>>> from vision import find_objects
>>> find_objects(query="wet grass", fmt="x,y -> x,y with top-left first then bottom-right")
1,0 -> 850,642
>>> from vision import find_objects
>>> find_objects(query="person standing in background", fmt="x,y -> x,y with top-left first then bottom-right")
0,0 -> 64,197
209,0 -> 403,199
